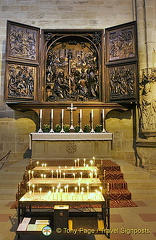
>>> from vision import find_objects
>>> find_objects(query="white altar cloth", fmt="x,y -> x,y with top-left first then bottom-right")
29,132 -> 113,149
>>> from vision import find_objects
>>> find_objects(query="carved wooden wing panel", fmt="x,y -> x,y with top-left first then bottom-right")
105,21 -> 138,103
5,21 -> 40,101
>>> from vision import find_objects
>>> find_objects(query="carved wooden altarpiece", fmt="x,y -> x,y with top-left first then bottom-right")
5,21 -> 138,110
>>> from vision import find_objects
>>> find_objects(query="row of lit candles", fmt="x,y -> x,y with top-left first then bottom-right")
27,182 -> 109,195
28,169 -> 98,180
35,157 -> 96,168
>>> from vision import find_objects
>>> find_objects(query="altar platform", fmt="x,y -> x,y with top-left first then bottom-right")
29,132 -> 113,161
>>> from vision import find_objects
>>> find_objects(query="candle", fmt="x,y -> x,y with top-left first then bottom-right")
28,170 -> 31,181
99,186 -> 102,194
104,170 -> 106,181
91,109 -> 93,119
28,182 -> 31,191
107,183 -> 109,193
41,174 -> 43,179
93,156 -> 95,165
31,171 -> 34,178
73,173 -> 75,180
80,109 -> 82,119
40,109 -> 42,119
74,159 -> 77,167
80,172 -> 82,179
102,109 -> 105,119
78,182 -> 81,193
95,171 -> 97,178
36,161 -> 39,166
59,170 -> 61,178
83,158 -> 86,167
77,158 -> 79,167
45,163 -> 47,168
51,109 -> 53,119
44,174 -> 46,178
67,185 -> 68,193
42,163 -> 44,168
63,172 -> 65,178
51,170 -> 53,178
90,160 -> 93,166
75,187 -> 77,194
62,109 -> 64,118
56,170 -> 58,178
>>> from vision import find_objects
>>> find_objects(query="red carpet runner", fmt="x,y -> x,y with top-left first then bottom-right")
99,160 -> 137,208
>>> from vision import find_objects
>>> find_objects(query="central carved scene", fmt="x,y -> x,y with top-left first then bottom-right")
44,32 -> 102,102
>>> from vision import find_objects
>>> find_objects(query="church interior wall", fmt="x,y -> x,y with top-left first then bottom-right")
0,0 -> 155,175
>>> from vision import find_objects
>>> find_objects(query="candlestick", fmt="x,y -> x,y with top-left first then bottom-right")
38,109 -> 43,133
50,109 -> 54,133
59,170 -> 61,178
73,173 -> 75,180
102,109 -> 106,132
51,170 -> 53,178
80,172 -> 82,179
41,174 -> 43,179
63,172 -> 65,178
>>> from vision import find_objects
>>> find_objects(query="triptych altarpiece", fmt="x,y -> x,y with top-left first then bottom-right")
5,20 -> 138,108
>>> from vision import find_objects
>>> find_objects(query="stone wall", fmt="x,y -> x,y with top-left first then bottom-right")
0,0 -> 147,166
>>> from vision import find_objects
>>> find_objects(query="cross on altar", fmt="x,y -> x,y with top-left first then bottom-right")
67,103 -> 77,131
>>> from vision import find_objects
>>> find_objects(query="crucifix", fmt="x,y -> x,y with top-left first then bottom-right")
67,103 -> 77,132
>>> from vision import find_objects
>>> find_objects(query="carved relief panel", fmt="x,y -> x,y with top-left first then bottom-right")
5,21 -> 40,101
43,31 -> 103,103
105,22 -> 138,103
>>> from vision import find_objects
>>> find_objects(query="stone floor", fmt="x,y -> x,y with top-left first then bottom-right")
0,159 -> 156,240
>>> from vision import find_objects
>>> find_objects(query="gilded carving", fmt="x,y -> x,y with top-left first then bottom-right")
9,25 -> 37,60
140,68 -> 156,131
109,65 -> 136,100
7,64 -> 35,99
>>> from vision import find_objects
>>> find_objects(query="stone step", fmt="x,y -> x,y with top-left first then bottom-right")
123,171 -> 150,180
130,189 -> 156,200
0,189 -> 17,200
127,179 -> 156,189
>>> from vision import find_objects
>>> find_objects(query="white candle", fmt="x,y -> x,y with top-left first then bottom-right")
91,109 -> 94,119
80,172 -> 82,179
51,109 -> 53,119
36,161 -> 39,166
102,109 -> 105,119
74,159 -> 77,167
56,170 -> 58,178
78,182 -> 81,193
32,184 -> 35,196
28,170 -> 31,181
67,185 -> 68,193
41,174 -> 43,179
77,158 -> 79,167
51,170 -> 53,178
73,173 -> 75,180
75,187 -> 77,194
83,158 -> 86,167
31,171 -> 34,178
60,170 -> 61,178
62,109 -> 64,118
99,186 -> 102,194
80,109 -> 82,119
63,172 -> 65,178
90,160 -> 93,166
40,109 -> 42,119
